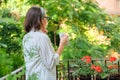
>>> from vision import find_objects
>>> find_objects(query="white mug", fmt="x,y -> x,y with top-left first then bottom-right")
59,32 -> 70,46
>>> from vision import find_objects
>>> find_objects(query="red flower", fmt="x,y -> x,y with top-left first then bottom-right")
109,57 -> 117,62
81,56 -> 91,60
81,56 -> 91,64
86,58 -> 91,63
95,66 -> 102,73
91,65 -> 96,70
91,65 -> 102,73
84,56 -> 91,59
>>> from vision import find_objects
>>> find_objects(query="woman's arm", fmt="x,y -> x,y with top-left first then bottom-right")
56,34 -> 68,56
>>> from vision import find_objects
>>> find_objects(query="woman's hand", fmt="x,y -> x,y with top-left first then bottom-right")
57,33 -> 68,56
59,33 -> 68,46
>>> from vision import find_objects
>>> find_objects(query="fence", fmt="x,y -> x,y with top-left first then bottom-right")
0,66 -> 25,80
0,59 -> 120,80
57,59 -> 120,80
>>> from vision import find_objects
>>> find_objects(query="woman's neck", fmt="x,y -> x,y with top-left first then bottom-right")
40,28 -> 48,34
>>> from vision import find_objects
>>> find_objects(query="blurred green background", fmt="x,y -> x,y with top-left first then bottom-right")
0,0 -> 120,78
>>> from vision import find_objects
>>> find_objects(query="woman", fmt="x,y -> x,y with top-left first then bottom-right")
22,6 -> 68,80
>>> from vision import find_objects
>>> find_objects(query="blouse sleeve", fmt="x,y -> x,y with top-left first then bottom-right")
38,34 -> 59,70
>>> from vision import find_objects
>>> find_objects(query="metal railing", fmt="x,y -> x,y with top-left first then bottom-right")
57,59 -> 120,80
0,66 -> 25,80
0,59 -> 120,80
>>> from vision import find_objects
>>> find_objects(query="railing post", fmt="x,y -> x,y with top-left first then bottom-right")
118,61 -> 120,75
91,59 -> 95,80
56,66 -> 58,80
68,60 -> 70,80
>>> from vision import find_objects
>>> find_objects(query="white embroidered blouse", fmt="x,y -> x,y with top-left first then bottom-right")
22,30 -> 59,80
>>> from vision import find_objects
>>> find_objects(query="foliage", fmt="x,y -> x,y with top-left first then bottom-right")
9,0 -> 120,59
6,66 -> 25,80
72,56 -> 118,79
0,44 -> 13,77
108,16 -> 120,53
0,18 -> 24,77
0,21 -> 21,53
0,0 -> 29,77
42,0 -> 111,59
0,0 -> 120,78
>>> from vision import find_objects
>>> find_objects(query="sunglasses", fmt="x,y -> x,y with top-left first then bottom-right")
44,16 -> 58,24
44,16 -> 50,21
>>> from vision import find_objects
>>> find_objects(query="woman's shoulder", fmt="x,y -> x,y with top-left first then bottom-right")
36,31 -> 48,38
31,31 -> 49,40
23,31 -> 49,41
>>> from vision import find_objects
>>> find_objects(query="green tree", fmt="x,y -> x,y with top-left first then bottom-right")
0,0 -> 120,78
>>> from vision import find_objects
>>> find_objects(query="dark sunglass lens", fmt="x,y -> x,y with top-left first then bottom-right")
44,17 -> 50,20
47,17 -> 50,20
